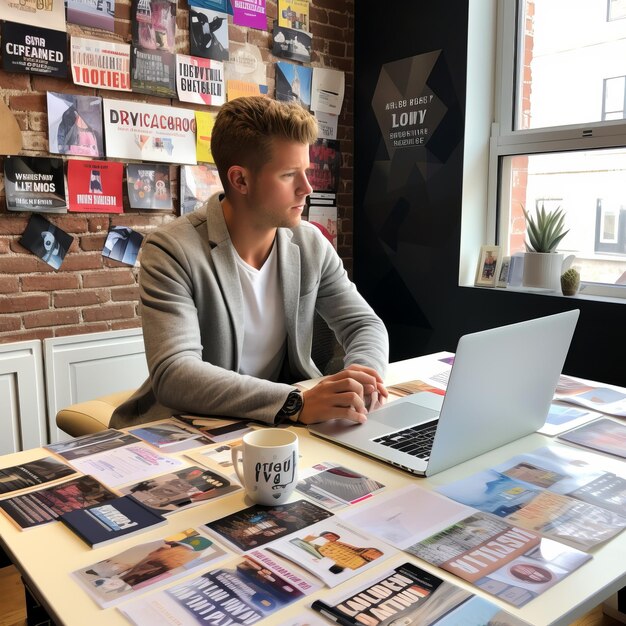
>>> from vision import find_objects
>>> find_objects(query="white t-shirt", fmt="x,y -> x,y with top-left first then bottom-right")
234,242 -> 287,380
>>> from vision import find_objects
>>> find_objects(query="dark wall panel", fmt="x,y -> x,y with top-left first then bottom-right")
354,2 -> 624,387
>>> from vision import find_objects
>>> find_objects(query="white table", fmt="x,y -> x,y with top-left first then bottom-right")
1,356 -> 625,626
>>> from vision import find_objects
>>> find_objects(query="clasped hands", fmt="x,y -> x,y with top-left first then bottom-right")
298,364 -> 388,425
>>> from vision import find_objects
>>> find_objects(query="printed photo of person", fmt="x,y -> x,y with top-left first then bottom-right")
19,214 -> 73,270
47,92 -> 104,158
102,226 -> 144,266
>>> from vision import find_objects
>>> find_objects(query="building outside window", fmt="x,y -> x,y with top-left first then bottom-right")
491,0 -> 626,296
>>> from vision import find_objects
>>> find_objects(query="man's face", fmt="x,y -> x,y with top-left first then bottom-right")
244,138 -> 313,229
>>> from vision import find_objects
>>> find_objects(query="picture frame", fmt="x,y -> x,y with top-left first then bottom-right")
496,256 -> 511,288
474,244 -> 500,287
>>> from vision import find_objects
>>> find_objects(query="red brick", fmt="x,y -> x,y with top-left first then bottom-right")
247,29 -> 271,48
23,309 -> 80,329
111,285 -> 140,301
54,216 -> 90,233
31,76 -> 94,95
0,329 -> 54,343
88,217 -> 111,232
55,322 -> 110,337
83,303 -> 135,322
0,317 -> 21,332
310,6 -> 329,24
82,270 -> 135,288
0,71 -> 30,90
0,217 -> 29,235
328,11 -> 349,28
60,254 -> 103,271
0,276 -> 19,293
0,256 -> 52,273
0,239 -> 10,254
54,289 -> 109,308
230,25 -> 247,44
0,294 -> 49,313
22,274 -> 80,292
12,111 -> 28,131
20,131 -> 48,152
80,234 -> 108,251
328,41 -> 346,57
9,94 -> 47,112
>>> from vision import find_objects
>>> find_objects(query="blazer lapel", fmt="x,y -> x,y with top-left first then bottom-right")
277,229 -> 301,338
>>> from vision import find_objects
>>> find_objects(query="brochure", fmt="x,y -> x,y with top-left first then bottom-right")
435,467 -> 626,551
296,462 -> 385,510
72,527 -> 228,607
185,439 -> 243,470
0,456 -> 76,494
120,550 -> 318,625
538,401 -> 603,436
45,428 -> 141,460
0,475 -> 117,530
60,495 -> 166,548
175,415 -> 253,442
312,561 -> 531,626
205,499 -> 334,552
119,465 -> 240,515
267,517 -> 396,587
129,420 -> 212,452
558,417 -> 626,459
555,374 -> 626,417
341,485 -> 591,607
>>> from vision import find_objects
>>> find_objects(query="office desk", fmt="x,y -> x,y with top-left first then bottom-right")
1,356 -> 625,626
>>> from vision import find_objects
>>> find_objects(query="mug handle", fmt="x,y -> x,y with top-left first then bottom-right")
231,445 -> 245,485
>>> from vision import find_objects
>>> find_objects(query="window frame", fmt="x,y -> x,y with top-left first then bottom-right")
488,0 -> 626,299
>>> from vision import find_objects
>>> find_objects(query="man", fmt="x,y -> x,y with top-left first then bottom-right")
111,96 -> 388,428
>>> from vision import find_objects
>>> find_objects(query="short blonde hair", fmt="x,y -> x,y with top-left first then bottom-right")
211,96 -> 318,189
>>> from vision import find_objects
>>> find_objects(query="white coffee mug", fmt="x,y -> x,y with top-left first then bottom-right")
231,429 -> 298,506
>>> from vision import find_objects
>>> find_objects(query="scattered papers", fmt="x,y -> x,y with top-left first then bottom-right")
0,456 -> 76,495
555,374 -> 626,417
559,418 -> 626,459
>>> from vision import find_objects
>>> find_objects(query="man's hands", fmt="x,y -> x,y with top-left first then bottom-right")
298,364 -> 388,425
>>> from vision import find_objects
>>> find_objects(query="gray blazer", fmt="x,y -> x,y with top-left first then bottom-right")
111,195 -> 388,428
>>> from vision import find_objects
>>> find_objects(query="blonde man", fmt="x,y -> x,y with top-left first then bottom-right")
112,96 -> 388,428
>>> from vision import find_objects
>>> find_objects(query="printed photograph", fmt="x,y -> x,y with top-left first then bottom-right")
275,60 -> 311,110
0,457 -> 76,494
272,22 -> 311,63
19,214 -> 73,270
474,244 -> 500,287
189,6 -> 229,61
102,226 -> 144,266
47,92 -> 104,158
132,0 -> 177,52
127,163 -> 173,210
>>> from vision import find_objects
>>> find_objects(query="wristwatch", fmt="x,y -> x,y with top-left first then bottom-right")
275,389 -> 304,424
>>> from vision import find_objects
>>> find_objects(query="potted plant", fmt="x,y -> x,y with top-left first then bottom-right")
522,203 -> 573,291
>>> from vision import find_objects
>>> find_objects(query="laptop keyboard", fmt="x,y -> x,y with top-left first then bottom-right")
372,421 -> 437,459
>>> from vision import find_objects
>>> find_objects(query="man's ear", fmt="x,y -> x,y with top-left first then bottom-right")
227,166 -> 249,195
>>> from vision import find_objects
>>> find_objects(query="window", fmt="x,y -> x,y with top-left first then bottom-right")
491,0 -> 626,297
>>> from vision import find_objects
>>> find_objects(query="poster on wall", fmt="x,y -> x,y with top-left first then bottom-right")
126,163 -> 173,210
226,80 -> 268,100
132,0 -> 177,53
180,164 -> 222,214
1,23 -> 67,77
308,205 -> 337,250
195,110 -> 215,163
66,0 -> 116,31
277,0 -> 308,32
232,0 -> 265,30
176,55 -> 225,106
189,6 -> 229,61
67,160 -> 124,213
224,43 -> 265,85
47,92 -> 104,158
308,138 -> 340,192
4,156 -> 67,213
272,22 -> 311,64
71,37 -> 131,91
314,110 -> 338,140
20,215 -> 73,270
102,226 -> 144,266
103,99 -> 198,165
131,47 -> 177,97
311,67 -> 345,116
275,61 -> 311,110
0,0 -> 66,32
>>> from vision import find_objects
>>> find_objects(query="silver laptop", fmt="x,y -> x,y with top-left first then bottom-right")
309,310 -> 579,476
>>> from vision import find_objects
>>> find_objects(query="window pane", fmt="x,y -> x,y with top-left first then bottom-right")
503,148 -> 626,285
516,0 -> 626,129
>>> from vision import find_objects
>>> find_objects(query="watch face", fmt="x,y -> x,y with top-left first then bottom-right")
283,391 -> 303,415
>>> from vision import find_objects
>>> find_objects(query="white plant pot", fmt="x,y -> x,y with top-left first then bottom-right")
522,252 -> 564,291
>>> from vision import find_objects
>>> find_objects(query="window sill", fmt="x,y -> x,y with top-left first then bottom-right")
464,283 -> 626,305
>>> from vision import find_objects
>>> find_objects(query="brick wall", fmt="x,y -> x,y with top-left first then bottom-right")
0,0 -> 354,343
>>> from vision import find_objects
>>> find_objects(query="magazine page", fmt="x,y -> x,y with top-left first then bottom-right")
555,374 -> 626,417
0,456 -> 76,495
340,485 -> 475,550
185,439 -> 243,471
492,446 -> 626,516
174,415 -> 253,442
119,466 -> 240,515
406,512 -> 591,608
538,402 -> 603,436
558,417 -> 626,459
312,560 -> 530,626
0,475 -> 117,530
120,549 -> 318,625
205,499 -> 334,552
267,517 -> 396,587
128,420 -> 212,452
45,428 -> 141,460
385,353 -> 454,399
435,467 -> 626,550
72,527 -> 228,608
295,462 -> 385,510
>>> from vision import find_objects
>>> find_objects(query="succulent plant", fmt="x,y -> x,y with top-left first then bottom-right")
523,203 -> 569,253
560,267 -> 580,296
